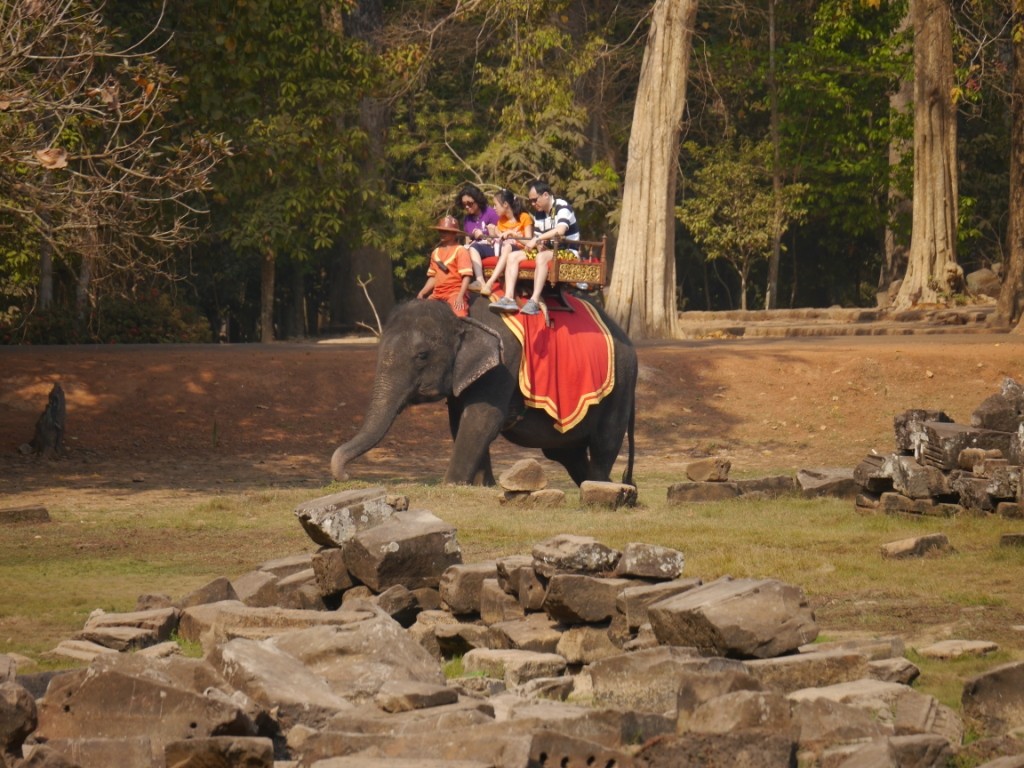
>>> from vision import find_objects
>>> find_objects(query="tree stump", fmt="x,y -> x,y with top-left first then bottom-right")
29,383 -> 66,457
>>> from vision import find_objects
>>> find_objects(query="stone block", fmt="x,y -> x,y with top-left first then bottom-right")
479,579 -> 525,625
962,660 -> 1024,736
439,562 -> 498,615
744,650 -> 869,694
163,736 -> 274,768
374,680 -> 458,713
797,467 -> 859,499
556,624 -> 622,665
178,577 -> 239,609
293,487 -> 396,548
40,736 -> 155,768
532,534 -> 620,578
648,576 -> 818,659
375,584 -> 420,627
342,509 -> 463,592
893,409 -> 951,454
488,613 -> 563,654
231,570 -> 279,608
0,680 -> 36,754
178,600 -> 378,646
635,729 -> 796,767
853,454 -> 892,494
34,655 -> 257,766
258,552 -> 314,579
579,481 -> 637,508
883,455 -> 950,499
587,646 -> 735,715
667,481 -> 742,503
311,547 -> 354,596
613,542 -> 685,580
616,578 -> 703,631
686,457 -> 731,482
0,506 -> 51,525
462,648 -> 566,687
271,608 -> 445,701
433,622 -> 493,657
880,533 -> 952,559
686,689 -> 792,734
918,640 -> 998,660
498,458 -> 547,492
542,574 -> 632,625
495,555 -> 534,595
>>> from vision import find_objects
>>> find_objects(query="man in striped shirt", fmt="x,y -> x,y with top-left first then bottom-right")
490,180 -> 579,316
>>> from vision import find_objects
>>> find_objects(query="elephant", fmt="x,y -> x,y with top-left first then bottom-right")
331,295 -> 637,488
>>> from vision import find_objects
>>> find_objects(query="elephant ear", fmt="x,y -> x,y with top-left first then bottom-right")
452,317 -> 503,396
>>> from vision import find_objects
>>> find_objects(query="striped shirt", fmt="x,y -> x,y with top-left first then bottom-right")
533,198 -> 579,249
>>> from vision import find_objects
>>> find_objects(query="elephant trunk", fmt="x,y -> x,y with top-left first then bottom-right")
331,372 -> 410,481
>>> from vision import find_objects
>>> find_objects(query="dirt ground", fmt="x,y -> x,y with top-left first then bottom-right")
3,331 -> 1024,509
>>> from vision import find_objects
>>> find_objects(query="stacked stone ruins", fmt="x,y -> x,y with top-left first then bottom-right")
853,377 -> 1024,519
2,477 -> 1024,767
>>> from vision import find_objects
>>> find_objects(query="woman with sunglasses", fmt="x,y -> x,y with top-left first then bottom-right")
456,183 -> 499,291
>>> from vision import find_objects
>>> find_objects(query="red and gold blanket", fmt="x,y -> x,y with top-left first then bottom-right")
490,292 -> 615,432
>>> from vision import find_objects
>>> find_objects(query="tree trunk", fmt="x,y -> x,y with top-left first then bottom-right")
766,0 -> 782,310
289,265 -> 306,339
260,247 -> 276,343
605,0 -> 698,339
894,0 -> 960,308
74,226 -> 98,329
39,243 -> 53,310
880,9 -> 913,306
997,10 -> 1024,333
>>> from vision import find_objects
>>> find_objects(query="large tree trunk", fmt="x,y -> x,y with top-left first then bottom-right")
894,0 -> 960,308
880,9 -> 913,306
260,248 -> 276,343
605,0 -> 698,339
996,12 -> 1024,333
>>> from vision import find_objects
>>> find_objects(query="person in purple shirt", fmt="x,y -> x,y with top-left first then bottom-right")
457,183 -> 499,292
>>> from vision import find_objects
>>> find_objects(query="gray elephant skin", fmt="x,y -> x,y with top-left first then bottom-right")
331,296 -> 637,487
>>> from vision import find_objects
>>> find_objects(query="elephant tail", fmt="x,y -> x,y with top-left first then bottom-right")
621,397 -> 636,488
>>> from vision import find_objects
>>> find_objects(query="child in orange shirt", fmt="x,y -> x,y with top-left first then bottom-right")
479,189 -> 534,298
417,216 -> 474,317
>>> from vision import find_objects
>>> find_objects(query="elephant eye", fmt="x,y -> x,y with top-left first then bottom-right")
414,349 -> 430,364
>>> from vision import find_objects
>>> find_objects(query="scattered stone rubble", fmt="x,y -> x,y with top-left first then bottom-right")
1,484 -> 1022,768
852,377 -> 1024,519
665,456 -> 861,505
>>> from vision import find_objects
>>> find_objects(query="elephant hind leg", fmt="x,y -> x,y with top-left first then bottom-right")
542,445 -> 592,487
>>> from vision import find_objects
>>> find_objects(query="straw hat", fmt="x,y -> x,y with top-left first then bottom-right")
433,215 -> 462,233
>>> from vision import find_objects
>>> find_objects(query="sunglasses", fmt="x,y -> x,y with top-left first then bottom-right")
462,200 -> 477,208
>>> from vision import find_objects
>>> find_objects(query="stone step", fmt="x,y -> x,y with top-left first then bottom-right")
676,305 -> 998,339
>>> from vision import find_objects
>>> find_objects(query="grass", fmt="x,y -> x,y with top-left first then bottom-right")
1,474 -> 1022,714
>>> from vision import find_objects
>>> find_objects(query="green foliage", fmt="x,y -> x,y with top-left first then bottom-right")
678,138 -> 808,309
169,629 -> 204,659
0,291 -> 210,344
380,0 -> 631,287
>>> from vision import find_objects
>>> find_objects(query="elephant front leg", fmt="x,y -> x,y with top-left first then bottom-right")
444,399 -> 505,485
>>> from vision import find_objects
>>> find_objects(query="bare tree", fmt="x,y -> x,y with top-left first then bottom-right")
0,0 -> 228,323
606,0 -> 699,339
894,0 -> 961,308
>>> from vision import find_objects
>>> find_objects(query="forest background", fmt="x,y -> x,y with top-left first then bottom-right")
1,0 -> 1020,344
